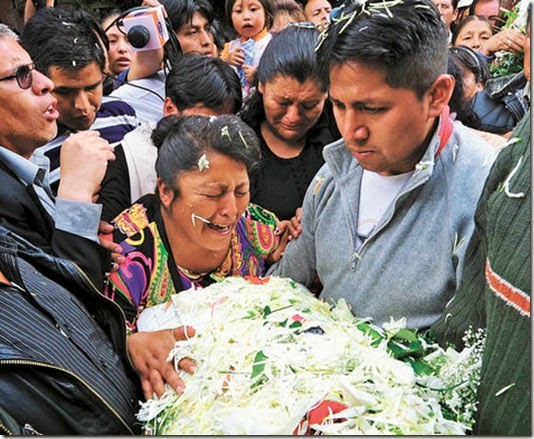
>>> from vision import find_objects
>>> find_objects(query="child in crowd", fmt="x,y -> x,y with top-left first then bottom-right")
221,0 -> 274,101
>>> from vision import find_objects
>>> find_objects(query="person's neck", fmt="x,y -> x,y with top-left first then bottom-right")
161,207 -> 229,274
260,121 -> 306,159
56,122 -> 73,138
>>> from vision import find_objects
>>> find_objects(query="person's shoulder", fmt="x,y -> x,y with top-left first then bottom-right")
112,195 -> 156,238
121,122 -> 157,158
486,111 -> 531,181
110,71 -> 165,98
32,133 -> 68,156
99,96 -> 137,117
451,122 -> 499,162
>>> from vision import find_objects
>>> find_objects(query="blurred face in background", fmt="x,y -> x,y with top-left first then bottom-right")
102,15 -> 133,76
453,17 -> 493,50
472,0 -> 501,27
432,0 -> 458,30
271,12 -> 295,34
176,12 -> 215,57
303,0 -> 332,31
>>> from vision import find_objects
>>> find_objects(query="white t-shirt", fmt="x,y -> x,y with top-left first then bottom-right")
357,169 -> 413,240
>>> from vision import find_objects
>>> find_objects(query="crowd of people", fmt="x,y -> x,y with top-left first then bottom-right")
0,0 -> 530,435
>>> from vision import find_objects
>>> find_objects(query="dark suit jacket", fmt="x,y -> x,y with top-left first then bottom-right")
0,159 -> 110,289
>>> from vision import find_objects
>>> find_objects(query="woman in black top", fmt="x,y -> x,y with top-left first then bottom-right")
240,24 -> 339,220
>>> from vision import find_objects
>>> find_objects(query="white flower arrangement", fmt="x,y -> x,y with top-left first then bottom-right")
137,276 -> 484,435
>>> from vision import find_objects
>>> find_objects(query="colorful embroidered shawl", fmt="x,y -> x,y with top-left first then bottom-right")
105,195 -> 280,331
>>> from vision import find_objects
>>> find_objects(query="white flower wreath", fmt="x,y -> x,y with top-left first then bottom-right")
136,276 -> 483,435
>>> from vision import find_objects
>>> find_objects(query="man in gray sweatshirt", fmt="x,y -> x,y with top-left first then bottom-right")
268,0 -> 497,330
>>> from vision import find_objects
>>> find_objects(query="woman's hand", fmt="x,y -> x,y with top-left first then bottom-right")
127,326 -> 196,400
288,208 -> 303,241
98,220 -> 125,272
480,28 -> 526,57
268,215 -> 303,263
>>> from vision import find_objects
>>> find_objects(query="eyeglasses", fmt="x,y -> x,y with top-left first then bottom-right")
0,63 -> 35,90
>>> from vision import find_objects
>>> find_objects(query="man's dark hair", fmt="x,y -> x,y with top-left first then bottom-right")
316,0 -> 448,99
161,0 -> 214,33
166,53 -> 242,114
20,7 -> 108,76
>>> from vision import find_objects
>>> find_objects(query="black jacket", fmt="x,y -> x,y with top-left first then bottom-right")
0,159 -> 110,289
0,227 -> 142,435
472,71 -> 529,134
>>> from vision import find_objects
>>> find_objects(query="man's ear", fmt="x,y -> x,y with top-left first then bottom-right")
427,73 -> 455,117
157,177 -> 174,208
258,81 -> 265,95
163,97 -> 178,117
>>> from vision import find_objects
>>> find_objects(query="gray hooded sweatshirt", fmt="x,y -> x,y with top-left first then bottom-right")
269,116 -> 497,329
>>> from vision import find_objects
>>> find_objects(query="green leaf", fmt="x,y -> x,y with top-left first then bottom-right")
392,328 -> 419,342
405,357 -> 436,376
289,321 -> 302,329
275,318 -> 288,327
387,339 -> 425,359
243,311 -> 256,319
251,350 -> 268,379
357,322 -> 384,346
250,351 -> 269,389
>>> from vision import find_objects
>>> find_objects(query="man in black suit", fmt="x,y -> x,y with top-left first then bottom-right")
0,23 -> 114,288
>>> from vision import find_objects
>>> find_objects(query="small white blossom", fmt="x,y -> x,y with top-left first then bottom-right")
197,154 -> 209,172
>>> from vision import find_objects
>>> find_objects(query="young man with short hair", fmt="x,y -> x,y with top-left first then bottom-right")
269,0 -> 497,331
20,7 -> 139,193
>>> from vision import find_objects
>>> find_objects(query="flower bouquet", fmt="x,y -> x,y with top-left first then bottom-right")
136,276 -> 484,435
489,2 -> 529,78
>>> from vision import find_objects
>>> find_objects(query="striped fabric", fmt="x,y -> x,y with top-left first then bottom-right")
486,259 -> 530,317
33,96 -> 139,194
431,111 -> 531,435
0,257 -> 138,426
